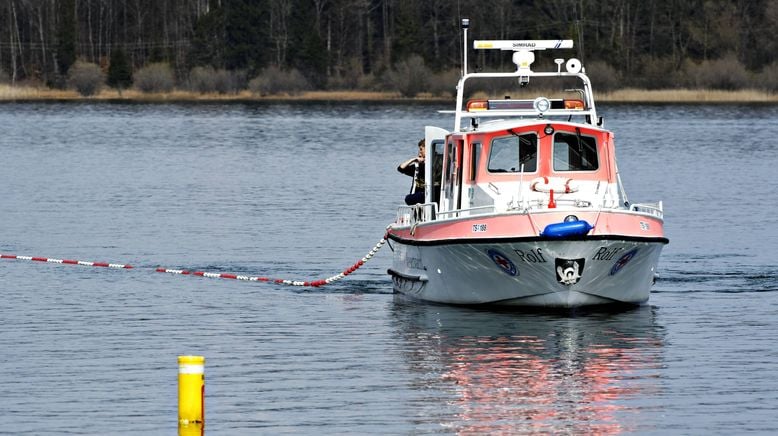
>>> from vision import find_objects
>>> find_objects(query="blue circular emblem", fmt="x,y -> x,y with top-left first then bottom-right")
610,248 -> 639,275
487,249 -> 518,276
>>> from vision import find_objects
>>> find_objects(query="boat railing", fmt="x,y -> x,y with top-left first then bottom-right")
397,199 -> 631,226
397,197 -> 651,226
396,203 -> 438,226
397,203 -> 500,226
630,201 -> 664,218
397,198 -> 658,226
436,205 -> 496,219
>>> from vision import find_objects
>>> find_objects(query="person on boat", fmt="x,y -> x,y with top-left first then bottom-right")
398,139 -> 426,205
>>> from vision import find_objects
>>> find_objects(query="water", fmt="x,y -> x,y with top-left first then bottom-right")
1,101 -> 777,434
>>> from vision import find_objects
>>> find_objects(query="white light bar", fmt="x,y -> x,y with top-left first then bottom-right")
474,40 -> 573,51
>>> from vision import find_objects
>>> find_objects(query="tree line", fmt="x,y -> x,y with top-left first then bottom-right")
1,0 -> 777,93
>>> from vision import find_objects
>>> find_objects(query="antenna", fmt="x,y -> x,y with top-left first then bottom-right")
554,58 -> 565,74
576,20 -> 585,68
461,18 -> 470,76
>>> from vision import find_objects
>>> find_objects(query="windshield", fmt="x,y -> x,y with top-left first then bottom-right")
488,134 -> 537,173
553,131 -> 598,171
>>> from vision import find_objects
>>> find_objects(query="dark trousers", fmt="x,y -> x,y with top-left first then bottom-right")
404,191 -> 425,205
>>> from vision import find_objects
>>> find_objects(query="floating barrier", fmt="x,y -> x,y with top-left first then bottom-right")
0,254 -> 132,269
0,233 -> 387,287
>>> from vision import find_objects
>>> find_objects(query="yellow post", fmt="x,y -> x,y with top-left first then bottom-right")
178,355 -> 205,428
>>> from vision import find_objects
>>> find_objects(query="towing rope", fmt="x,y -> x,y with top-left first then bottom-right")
1,233 -> 388,288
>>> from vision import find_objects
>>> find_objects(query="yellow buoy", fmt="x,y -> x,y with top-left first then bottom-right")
178,355 -> 205,427
178,421 -> 203,436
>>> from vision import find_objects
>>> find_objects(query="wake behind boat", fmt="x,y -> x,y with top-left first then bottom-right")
386,20 -> 668,308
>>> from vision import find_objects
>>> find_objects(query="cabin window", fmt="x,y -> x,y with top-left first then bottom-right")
431,140 -> 445,203
487,134 -> 537,173
444,141 -> 456,200
470,142 -> 481,181
553,131 -> 599,171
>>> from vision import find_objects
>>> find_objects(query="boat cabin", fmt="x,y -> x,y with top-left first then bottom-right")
416,40 -> 625,221
425,122 -> 622,220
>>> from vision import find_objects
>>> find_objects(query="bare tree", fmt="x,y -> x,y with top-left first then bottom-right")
269,0 -> 291,66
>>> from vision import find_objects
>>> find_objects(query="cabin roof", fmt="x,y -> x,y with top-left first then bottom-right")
457,119 -> 610,136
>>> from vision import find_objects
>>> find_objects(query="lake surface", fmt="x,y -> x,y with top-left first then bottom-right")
1,101 -> 777,434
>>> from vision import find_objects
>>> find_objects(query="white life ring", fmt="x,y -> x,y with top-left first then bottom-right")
530,177 -> 579,193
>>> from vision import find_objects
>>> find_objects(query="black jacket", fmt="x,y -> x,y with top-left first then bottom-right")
398,161 -> 425,193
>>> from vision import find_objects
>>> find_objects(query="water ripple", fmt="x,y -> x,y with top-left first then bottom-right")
2,103 -> 778,434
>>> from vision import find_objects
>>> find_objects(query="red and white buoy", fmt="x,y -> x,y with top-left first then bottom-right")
1,232 -> 387,288
0,254 -> 133,269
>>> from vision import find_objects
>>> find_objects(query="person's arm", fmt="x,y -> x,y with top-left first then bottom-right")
397,158 -> 418,176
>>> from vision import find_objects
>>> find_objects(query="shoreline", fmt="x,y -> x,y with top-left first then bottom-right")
1,85 -> 776,104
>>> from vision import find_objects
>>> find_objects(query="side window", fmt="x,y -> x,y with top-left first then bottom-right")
431,140 -> 445,203
444,141 -> 456,199
553,132 -> 598,171
488,134 -> 537,173
470,142 -> 481,181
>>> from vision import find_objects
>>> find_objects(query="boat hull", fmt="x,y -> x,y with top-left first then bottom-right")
388,237 -> 665,308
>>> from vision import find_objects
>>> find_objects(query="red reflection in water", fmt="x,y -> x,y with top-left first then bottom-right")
427,331 -> 662,434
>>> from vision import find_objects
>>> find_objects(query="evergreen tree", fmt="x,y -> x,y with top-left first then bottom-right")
224,0 -> 269,74
189,6 -> 226,69
107,48 -> 133,94
55,0 -> 77,83
288,3 -> 327,87
392,2 -> 423,65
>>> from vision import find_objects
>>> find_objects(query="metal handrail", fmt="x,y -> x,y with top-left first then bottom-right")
395,203 -> 439,226
454,71 -> 598,131
630,202 -> 664,218
396,198 -> 662,227
436,205 -> 495,218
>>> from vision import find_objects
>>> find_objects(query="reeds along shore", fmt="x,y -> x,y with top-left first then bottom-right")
1,84 -> 777,103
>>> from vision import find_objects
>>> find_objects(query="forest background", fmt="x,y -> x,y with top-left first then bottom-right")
1,0 -> 777,99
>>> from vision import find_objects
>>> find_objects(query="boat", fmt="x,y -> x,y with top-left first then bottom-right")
386,20 -> 668,308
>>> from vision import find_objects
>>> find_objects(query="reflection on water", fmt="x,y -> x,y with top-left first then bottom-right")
391,299 -> 665,434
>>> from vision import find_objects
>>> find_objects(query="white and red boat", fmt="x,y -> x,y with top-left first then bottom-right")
386,24 -> 667,308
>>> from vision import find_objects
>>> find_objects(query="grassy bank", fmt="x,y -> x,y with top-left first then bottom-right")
0,85 -> 429,103
596,88 -> 778,103
1,84 -> 776,103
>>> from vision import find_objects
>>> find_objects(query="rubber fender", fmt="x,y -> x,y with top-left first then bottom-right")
541,220 -> 593,238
